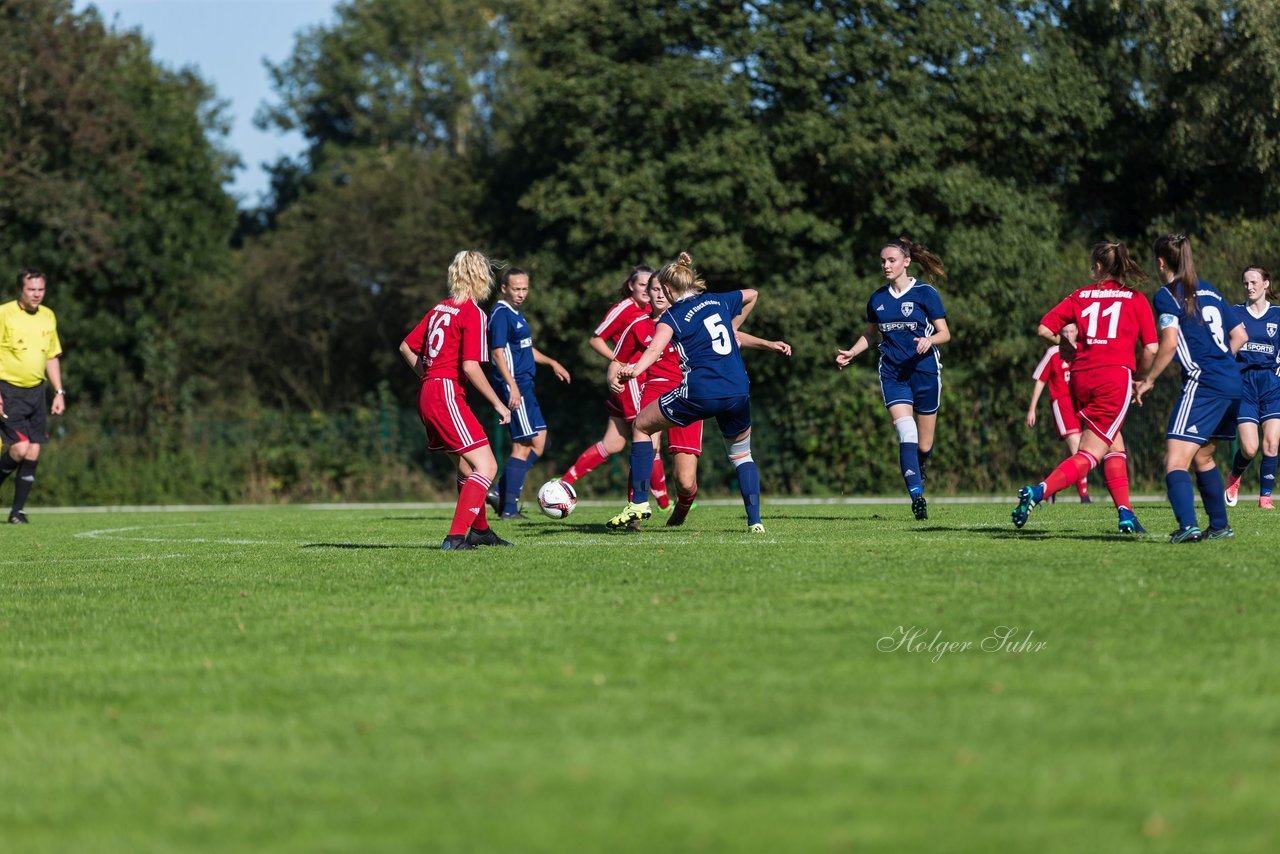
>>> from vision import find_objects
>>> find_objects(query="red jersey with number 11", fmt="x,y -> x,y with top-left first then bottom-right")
403,298 -> 489,383
1039,281 -> 1156,373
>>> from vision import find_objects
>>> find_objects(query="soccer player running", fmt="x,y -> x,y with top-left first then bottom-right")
399,250 -> 514,552
1012,242 -> 1157,534
485,268 -> 571,520
835,237 -> 950,520
1134,234 -> 1247,543
1025,323 -> 1092,503
1222,265 -> 1280,509
556,265 -> 670,507
611,252 -> 768,532
608,276 -> 791,530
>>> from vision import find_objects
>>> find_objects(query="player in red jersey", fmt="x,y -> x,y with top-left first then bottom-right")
1012,242 -> 1158,533
607,277 -> 791,530
1025,323 -> 1091,502
558,265 -> 669,506
399,250 -> 513,552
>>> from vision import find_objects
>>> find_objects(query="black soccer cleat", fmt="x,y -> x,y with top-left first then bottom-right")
1203,526 -> 1235,540
466,527 -> 514,547
1168,526 -> 1203,544
485,486 -> 502,514
911,493 -> 928,521
441,534 -> 475,551
499,511 -> 528,521
8,511 -> 28,525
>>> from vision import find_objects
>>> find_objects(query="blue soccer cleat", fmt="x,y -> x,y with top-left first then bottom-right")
1117,507 -> 1146,534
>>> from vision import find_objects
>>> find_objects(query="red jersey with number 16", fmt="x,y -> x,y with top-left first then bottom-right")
1039,281 -> 1156,373
403,298 -> 489,383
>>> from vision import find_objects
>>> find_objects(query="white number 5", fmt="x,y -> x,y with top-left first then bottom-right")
704,314 -> 732,355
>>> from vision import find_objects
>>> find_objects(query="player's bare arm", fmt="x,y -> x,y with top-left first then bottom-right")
732,289 -> 759,330
398,341 -> 424,378
836,322 -> 877,368
1026,380 -> 1045,427
588,335 -> 616,362
1134,326 -> 1180,405
1229,322 -> 1248,356
736,331 -> 791,356
618,324 -> 674,381
533,348 -> 571,383
490,346 -> 522,410
914,317 -> 950,354
462,360 -> 511,424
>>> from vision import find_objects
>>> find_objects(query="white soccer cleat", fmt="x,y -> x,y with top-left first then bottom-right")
748,522 -> 765,533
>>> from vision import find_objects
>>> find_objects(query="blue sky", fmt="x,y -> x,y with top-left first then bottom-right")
76,0 -> 339,206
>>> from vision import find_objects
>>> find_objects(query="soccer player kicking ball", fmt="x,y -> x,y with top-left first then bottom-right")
1012,242 -> 1157,534
610,252 -> 768,533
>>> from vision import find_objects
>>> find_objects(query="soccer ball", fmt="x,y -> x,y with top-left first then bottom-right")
537,479 -> 577,519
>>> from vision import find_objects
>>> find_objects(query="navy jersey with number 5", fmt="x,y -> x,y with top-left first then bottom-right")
658,291 -> 749,399
866,279 -> 947,373
1153,280 -> 1243,396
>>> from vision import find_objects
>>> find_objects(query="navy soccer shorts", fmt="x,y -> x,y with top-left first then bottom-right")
659,391 -> 752,439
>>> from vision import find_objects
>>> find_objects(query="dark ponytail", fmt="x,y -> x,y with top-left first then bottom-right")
1153,233 -> 1199,319
1091,242 -> 1146,285
885,237 -> 946,281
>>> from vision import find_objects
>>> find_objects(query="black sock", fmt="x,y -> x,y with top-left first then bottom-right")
0,452 -> 16,486
11,459 -> 37,514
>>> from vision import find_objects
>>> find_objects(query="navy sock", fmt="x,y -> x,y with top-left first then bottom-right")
0,453 -> 15,486
1231,448 -> 1250,478
1196,467 -> 1229,530
735,461 -> 762,525
1262,454 -> 1278,497
501,456 -> 529,515
629,441 -> 654,504
899,441 -> 922,496
1165,470 -> 1197,530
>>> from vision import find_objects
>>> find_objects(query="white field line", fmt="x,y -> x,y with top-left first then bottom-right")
37,495 -> 1175,514
0,552 -> 188,566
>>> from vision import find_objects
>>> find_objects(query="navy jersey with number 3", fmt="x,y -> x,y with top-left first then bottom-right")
658,291 -> 749,399
1153,280 -> 1243,395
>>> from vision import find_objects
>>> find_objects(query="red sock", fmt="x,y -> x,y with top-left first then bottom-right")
1076,476 -> 1089,498
563,441 -> 609,486
1042,451 -> 1098,498
669,486 -> 697,523
449,473 -> 492,536
1103,452 -> 1130,509
650,452 -> 669,509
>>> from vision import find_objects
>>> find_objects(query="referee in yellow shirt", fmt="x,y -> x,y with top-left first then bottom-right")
0,268 -> 66,523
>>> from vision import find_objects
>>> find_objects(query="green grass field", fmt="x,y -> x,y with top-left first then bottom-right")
2,500 -> 1277,852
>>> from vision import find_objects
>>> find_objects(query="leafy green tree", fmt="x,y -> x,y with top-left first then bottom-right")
0,0 -> 237,435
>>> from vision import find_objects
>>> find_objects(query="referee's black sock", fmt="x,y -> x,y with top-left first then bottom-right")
0,452 -> 17,486
11,459 -> 37,513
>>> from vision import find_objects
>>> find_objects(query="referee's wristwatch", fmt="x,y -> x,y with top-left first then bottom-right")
55,389 -> 66,396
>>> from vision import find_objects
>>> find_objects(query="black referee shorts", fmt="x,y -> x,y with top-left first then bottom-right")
0,381 -> 49,445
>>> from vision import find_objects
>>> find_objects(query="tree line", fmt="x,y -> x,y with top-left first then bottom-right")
6,0 -> 1280,502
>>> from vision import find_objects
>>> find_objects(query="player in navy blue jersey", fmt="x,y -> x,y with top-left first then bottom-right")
1134,234 -> 1248,543
611,251 -> 768,532
486,268 -> 572,519
835,237 -> 951,519
1223,265 -> 1280,510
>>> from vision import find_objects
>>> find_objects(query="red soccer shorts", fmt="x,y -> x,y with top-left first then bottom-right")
1069,366 -> 1132,442
417,378 -> 490,454
641,378 -> 701,455
1050,394 -> 1082,439
604,379 -> 642,423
